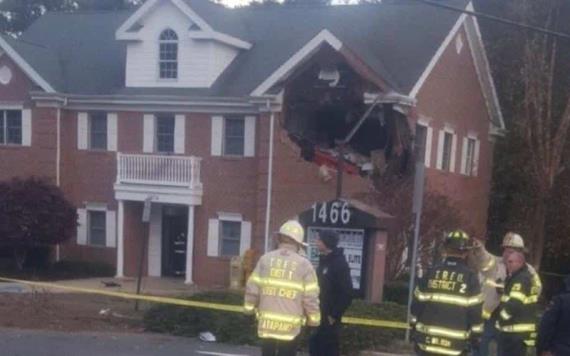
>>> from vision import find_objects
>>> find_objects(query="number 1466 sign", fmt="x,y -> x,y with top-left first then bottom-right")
311,201 -> 351,225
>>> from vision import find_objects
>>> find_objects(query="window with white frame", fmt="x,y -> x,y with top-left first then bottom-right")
415,124 -> 428,164
436,128 -> 457,173
156,114 -> 175,153
207,214 -> 252,258
441,132 -> 453,171
159,29 -> 178,79
77,112 -> 117,151
224,116 -> 245,156
88,210 -> 106,247
89,112 -> 107,150
77,206 -> 116,248
461,136 -> 480,177
0,109 -> 22,145
211,115 -> 256,158
219,220 -> 242,256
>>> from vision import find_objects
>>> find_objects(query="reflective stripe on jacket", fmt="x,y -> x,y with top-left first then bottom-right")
244,243 -> 320,340
496,265 -> 538,346
468,244 -> 541,319
412,257 -> 483,355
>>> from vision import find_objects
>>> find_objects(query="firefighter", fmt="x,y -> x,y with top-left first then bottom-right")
467,232 -> 542,356
496,251 -> 538,355
411,230 -> 484,356
244,220 -> 321,356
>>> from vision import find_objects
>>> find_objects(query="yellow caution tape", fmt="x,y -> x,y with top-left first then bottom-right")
0,276 -> 409,330
342,316 -> 409,329
0,276 -> 242,313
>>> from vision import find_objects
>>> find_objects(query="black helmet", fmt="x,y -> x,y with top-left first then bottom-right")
444,229 -> 472,251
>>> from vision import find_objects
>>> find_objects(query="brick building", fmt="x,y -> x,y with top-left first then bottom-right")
0,0 -> 503,287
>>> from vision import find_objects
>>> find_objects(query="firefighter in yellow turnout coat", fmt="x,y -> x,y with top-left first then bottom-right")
412,230 -> 484,356
244,220 -> 320,356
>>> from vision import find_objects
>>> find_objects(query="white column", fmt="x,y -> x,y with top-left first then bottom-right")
116,200 -> 125,278
185,205 -> 195,284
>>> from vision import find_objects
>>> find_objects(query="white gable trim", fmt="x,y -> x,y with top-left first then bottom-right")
251,29 -> 343,96
189,31 -> 252,50
116,0 -> 211,40
464,2 -> 505,134
115,0 -> 251,49
409,12 -> 467,98
0,37 -> 55,93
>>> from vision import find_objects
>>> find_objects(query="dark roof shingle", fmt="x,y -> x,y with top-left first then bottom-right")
8,0 -> 468,96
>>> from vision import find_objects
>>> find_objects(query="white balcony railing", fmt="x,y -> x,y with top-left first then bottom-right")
117,153 -> 202,189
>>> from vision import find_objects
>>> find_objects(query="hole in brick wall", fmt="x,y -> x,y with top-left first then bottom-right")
278,46 -> 413,183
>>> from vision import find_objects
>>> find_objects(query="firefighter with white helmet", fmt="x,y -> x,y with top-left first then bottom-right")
468,232 -> 542,356
244,220 -> 320,356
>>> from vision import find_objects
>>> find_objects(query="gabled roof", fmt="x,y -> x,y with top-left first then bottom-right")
4,0 -> 477,98
0,35 -> 59,92
116,0 -> 251,49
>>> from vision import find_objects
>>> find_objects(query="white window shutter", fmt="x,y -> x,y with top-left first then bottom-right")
106,210 -> 117,248
244,116 -> 256,157
450,133 -> 458,173
473,139 -> 481,176
436,130 -> 445,170
143,114 -> 155,153
240,221 -> 252,256
211,116 -> 223,156
22,109 -> 32,146
460,137 -> 468,175
77,209 -> 87,246
207,219 -> 220,257
107,113 -> 118,152
174,114 -> 186,154
425,126 -> 433,168
77,112 -> 88,150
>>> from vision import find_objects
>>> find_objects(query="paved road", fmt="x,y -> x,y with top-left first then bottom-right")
0,329 -> 260,356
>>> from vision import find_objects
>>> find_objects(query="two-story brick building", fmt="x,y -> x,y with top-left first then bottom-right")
0,0 -> 503,287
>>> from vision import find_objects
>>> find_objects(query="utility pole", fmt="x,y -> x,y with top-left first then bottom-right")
405,160 -> 426,342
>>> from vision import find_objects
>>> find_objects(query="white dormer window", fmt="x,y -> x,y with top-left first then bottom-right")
159,29 -> 178,79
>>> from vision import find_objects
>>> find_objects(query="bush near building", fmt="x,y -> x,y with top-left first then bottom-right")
0,177 -> 76,270
144,291 -> 408,354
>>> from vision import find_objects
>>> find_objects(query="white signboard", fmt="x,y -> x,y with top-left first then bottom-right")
307,226 -> 365,290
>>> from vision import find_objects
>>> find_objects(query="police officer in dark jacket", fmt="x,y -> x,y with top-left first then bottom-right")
412,230 -> 483,356
309,230 -> 353,356
537,274 -> 570,356
496,251 -> 538,356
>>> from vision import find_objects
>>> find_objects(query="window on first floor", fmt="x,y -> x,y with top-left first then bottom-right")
219,220 -> 241,257
0,109 -> 22,145
88,210 -> 106,247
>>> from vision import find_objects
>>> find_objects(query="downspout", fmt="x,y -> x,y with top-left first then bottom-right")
263,100 -> 275,253
55,105 -> 62,262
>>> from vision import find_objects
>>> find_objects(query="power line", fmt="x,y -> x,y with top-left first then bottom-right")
412,0 -> 570,40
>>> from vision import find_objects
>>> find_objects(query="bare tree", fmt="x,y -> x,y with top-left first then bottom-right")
516,0 -> 570,268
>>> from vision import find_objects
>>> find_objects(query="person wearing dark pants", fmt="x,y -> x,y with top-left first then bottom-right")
537,275 -> 570,356
309,230 -> 353,356
261,338 -> 299,356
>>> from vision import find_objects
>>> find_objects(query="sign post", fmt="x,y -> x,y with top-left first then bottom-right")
135,196 -> 153,311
